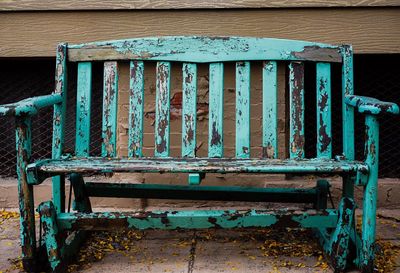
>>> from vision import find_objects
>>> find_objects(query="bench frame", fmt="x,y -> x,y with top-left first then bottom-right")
1,36 -> 399,273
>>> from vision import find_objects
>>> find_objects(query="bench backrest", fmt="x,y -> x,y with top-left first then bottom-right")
52,36 -> 354,161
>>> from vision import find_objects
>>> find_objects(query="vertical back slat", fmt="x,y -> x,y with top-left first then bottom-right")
182,63 -> 197,157
235,61 -> 250,158
316,62 -> 332,158
101,61 -> 119,157
52,43 -> 67,213
289,61 -> 305,159
208,63 -> 224,158
128,61 -> 145,158
262,61 -> 278,159
342,45 -> 355,160
155,61 -> 171,157
75,62 -> 92,157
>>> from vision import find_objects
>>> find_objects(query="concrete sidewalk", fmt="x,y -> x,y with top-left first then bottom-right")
1,209 -> 399,273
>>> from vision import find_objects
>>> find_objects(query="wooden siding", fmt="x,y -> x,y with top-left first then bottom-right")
1,0 -> 399,11
0,8 -> 399,57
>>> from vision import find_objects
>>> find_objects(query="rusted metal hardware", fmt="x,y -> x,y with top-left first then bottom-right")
1,37 -> 398,273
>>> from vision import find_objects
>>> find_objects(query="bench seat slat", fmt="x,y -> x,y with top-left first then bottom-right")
28,158 -> 368,177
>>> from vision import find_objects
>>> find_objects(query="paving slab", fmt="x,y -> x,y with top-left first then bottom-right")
0,209 -> 399,273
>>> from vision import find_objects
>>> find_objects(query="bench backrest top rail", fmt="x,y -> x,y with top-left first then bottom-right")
67,36 -> 342,63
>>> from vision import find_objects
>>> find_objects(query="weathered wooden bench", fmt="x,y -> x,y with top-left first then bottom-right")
1,36 -> 398,273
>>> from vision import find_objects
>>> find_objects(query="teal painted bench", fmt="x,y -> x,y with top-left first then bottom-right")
1,36 -> 398,273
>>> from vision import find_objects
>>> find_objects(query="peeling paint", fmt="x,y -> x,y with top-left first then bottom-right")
289,62 -> 305,159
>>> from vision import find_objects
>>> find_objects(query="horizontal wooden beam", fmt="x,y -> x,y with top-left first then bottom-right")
84,182 -> 319,203
0,9 -> 399,57
1,0 -> 399,11
67,37 -> 341,63
57,209 -> 339,231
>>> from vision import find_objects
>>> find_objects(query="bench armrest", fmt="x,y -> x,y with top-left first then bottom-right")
0,94 -> 62,117
344,95 -> 399,115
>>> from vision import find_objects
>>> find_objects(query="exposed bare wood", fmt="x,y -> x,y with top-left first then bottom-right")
0,9 -> 399,57
1,0 -> 399,11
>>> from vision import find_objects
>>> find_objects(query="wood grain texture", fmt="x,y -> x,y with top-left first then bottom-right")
67,36 -> 341,62
0,9 -> 399,57
1,0 -> 399,11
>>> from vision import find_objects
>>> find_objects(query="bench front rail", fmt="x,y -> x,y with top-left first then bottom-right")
1,36 -> 398,273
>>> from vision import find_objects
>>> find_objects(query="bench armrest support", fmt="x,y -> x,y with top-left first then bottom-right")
0,94 -> 62,117
344,95 -> 399,115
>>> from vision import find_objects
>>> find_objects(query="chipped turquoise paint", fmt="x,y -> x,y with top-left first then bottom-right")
155,62 -> 171,157
327,197 -> 355,270
101,61 -> 119,157
235,61 -> 250,158
262,61 -> 278,158
341,45 -> 355,161
182,63 -> 197,158
57,209 -> 339,231
344,95 -> 399,115
0,94 -> 62,117
27,157 -> 368,177
128,61 -> 145,158
316,62 -> 332,159
6,37 -> 400,272
75,62 -> 92,157
289,62 -> 305,159
188,173 -> 201,185
52,43 -> 68,213
38,201 -> 62,271
361,114 -> 379,271
15,117 -> 36,264
208,63 -> 224,158
68,36 -> 342,63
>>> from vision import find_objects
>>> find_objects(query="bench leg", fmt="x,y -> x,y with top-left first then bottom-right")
15,117 -> 38,272
360,115 -> 379,273
38,201 -> 66,273
58,174 -> 92,265
70,173 -> 92,213
328,197 -> 356,272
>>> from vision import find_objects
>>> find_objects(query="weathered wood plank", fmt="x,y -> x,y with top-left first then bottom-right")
182,63 -> 197,157
68,36 -> 341,63
28,157 -> 369,176
341,45 -> 355,160
52,43 -> 67,213
75,62 -> 92,157
155,62 -> 171,157
316,62 -> 332,159
2,9 -> 399,57
208,63 -> 224,158
262,61 -> 278,159
289,62 -> 305,159
2,0 -> 398,11
101,61 -> 119,157
235,61 -> 250,158
57,209 -> 339,231
128,61 -> 144,158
